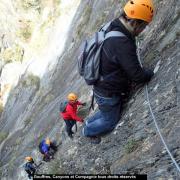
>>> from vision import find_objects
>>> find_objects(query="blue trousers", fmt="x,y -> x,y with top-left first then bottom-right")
83,92 -> 122,137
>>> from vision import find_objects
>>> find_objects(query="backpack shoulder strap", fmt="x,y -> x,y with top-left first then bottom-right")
101,21 -> 112,32
105,31 -> 126,40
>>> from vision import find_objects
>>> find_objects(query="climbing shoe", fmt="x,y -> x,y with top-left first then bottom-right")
69,134 -> 73,139
89,136 -> 101,144
43,156 -> 50,162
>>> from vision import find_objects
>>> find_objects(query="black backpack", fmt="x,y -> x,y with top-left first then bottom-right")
78,21 -> 125,85
59,101 -> 68,113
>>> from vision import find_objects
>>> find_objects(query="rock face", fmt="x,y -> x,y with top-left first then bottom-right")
0,0 -> 180,179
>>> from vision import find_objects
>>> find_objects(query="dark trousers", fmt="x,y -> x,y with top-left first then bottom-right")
25,169 -> 35,179
50,142 -> 57,152
64,119 -> 76,137
40,142 -> 58,162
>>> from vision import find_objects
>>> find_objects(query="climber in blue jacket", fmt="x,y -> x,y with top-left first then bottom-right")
39,138 -> 57,161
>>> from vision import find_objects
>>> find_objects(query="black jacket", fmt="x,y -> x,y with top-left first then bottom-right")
24,162 -> 36,172
94,18 -> 153,96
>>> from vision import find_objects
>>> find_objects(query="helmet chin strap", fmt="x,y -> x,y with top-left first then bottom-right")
119,17 -> 134,35
120,17 -> 147,36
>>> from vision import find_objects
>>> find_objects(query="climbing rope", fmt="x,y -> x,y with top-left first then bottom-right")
137,42 -> 180,173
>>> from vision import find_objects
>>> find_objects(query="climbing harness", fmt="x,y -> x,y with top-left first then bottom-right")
137,42 -> 180,173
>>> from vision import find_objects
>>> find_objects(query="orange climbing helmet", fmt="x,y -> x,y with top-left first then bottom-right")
124,0 -> 154,23
67,93 -> 78,101
25,156 -> 33,162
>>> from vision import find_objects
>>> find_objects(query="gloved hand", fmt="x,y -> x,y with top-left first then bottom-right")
43,152 -> 50,162
81,102 -> 86,106
45,152 -> 50,157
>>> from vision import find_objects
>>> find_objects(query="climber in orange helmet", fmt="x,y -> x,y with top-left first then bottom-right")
23,156 -> 37,179
82,0 -> 155,144
60,93 -> 86,139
